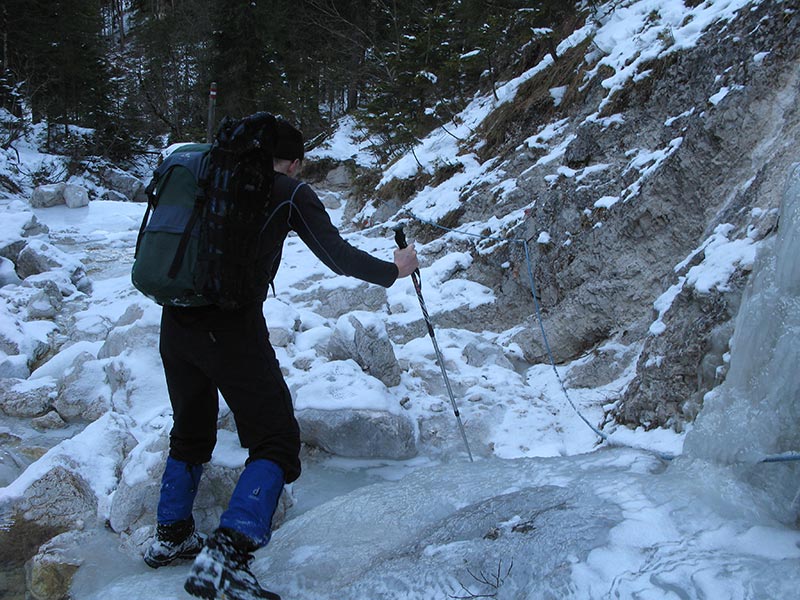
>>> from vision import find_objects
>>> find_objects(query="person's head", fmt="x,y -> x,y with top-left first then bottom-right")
273,118 -> 304,176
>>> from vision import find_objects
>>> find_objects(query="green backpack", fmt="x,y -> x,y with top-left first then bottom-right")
132,112 -> 278,309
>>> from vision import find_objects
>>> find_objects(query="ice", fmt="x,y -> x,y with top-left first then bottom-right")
682,164 -> 800,522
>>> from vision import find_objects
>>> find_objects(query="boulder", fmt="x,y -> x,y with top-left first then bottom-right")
26,283 -> 63,319
17,465 -> 98,530
0,256 -> 21,287
63,184 -> 89,209
30,183 -> 66,208
0,354 -> 30,379
294,282 -> 387,319
25,531 -> 84,600
54,353 -> 111,421
97,307 -> 159,359
326,312 -> 401,387
102,167 -> 145,202
462,340 -> 515,371
297,408 -> 417,459
32,411 -> 68,431
14,239 -> 90,292
0,377 -> 56,417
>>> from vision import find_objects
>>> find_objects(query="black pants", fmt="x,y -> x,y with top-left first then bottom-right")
159,304 -> 301,483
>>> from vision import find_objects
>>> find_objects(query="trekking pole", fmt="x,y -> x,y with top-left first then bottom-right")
394,225 -> 474,462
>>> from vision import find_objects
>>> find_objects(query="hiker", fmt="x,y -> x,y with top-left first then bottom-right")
142,117 -> 419,600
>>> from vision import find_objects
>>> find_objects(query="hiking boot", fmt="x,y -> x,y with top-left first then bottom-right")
184,527 -> 281,600
144,517 -> 205,568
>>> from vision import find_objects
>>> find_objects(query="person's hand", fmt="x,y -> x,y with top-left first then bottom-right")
394,243 -> 419,278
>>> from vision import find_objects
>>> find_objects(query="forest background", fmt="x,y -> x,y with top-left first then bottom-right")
1,0 -> 588,164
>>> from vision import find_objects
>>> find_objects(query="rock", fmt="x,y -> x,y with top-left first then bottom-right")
17,466 -> 98,530
564,122 -> 602,168
326,313 -> 401,387
564,342 -> 640,389
100,189 -> 129,203
294,282 -> 387,319
98,320 -> 159,359
0,256 -> 21,287
22,215 -> 50,237
297,408 -> 417,459
30,183 -> 66,208
0,378 -> 56,417
25,531 -> 84,600
63,184 -> 89,209
269,327 -> 294,347
54,353 -> 111,421
323,164 -> 351,188
14,240 -> 90,292
32,411 -> 68,431
26,285 -> 63,319
102,167 -> 145,202
462,341 -> 515,371
0,239 -> 26,263
0,354 -> 30,379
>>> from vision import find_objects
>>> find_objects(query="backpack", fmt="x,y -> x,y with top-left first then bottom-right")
131,112 -> 278,310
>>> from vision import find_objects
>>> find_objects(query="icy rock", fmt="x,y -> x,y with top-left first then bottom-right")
25,531 -> 84,600
30,183 -> 66,208
97,318 -> 159,359
26,285 -> 63,319
0,256 -> 21,287
327,312 -> 401,387
462,340 -> 515,371
107,448 -> 165,535
100,189 -> 129,202
565,343 -> 639,389
15,239 -> 90,292
22,215 -> 49,237
17,466 -> 98,529
32,411 -> 68,431
0,378 -> 56,417
0,354 -> 30,379
297,408 -> 417,459
63,184 -> 89,209
269,327 -> 294,347
54,353 -> 111,421
101,167 -> 145,202
323,164 -> 351,188
295,282 -> 387,318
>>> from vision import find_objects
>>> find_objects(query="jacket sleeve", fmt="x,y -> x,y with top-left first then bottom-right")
288,184 -> 399,288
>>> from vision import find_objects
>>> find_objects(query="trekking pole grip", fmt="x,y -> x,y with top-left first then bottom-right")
394,224 -> 408,250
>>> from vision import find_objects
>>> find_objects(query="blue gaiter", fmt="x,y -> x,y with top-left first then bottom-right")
157,456 -> 203,525
219,459 -> 285,548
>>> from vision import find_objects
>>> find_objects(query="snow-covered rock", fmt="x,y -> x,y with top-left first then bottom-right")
297,408 -> 417,459
25,531 -> 85,600
101,167 -> 145,202
0,378 -> 56,417
326,312 -> 401,387
63,184 -> 89,209
30,183 -> 66,208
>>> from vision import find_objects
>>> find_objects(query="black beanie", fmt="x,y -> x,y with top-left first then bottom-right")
273,118 -> 305,161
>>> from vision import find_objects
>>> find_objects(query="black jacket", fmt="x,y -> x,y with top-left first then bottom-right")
166,172 -> 398,327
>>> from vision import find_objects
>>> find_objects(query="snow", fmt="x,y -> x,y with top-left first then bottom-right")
2,1 -> 799,598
